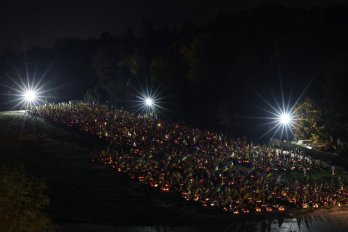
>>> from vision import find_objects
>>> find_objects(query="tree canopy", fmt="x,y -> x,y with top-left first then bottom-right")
1,5 -> 348,146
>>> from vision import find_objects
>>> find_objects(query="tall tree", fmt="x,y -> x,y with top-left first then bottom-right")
180,33 -> 211,83
293,98 -> 328,147
91,45 -> 118,91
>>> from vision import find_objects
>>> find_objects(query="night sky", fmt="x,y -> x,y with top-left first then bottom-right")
1,0 -> 347,50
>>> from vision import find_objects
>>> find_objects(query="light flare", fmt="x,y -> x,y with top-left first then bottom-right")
23,90 -> 37,103
145,98 -> 154,107
279,113 -> 291,125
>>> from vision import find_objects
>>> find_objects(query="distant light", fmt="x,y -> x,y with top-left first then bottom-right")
136,89 -> 162,114
24,90 -> 37,102
279,113 -> 291,125
145,98 -> 153,107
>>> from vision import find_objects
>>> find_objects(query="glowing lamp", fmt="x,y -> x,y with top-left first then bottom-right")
279,113 -> 291,125
24,90 -> 37,102
145,98 -> 153,107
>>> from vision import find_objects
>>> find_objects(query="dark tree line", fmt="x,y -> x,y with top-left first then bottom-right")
1,5 -> 347,151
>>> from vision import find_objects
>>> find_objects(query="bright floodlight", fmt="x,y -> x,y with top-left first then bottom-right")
24,90 -> 37,102
145,98 -> 153,107
279,113 -> 291,125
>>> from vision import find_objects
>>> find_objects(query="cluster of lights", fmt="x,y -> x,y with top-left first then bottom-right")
12,80 -> 158,113
8,68 -> 163,114
13,75 -> 296,137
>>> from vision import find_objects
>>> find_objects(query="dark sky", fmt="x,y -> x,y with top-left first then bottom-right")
1,0 -> 347,50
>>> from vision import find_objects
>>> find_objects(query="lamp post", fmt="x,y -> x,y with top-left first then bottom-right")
277,112 -> 294,154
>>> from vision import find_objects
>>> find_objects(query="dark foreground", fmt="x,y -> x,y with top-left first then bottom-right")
1,111 -> 348,232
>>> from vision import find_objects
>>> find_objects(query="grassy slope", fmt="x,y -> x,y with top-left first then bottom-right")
0,111 -> 233,226
1,111 -> 348,230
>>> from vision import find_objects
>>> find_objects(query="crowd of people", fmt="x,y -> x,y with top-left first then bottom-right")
33,102 -> 348,214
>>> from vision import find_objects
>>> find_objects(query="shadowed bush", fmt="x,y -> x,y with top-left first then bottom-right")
0,165 -> 52,232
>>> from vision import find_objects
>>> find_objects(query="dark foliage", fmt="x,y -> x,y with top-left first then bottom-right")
1,5 -> 347,146
0,166 -> 51,232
